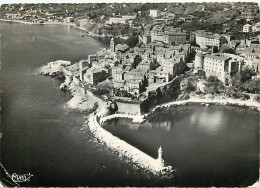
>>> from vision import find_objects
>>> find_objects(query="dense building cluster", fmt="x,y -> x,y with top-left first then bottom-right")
148,25 -> 192,44
77,21 -> 260,100
193,36 -> 260,86
3,3 -> 259,101
77,34 -> 191,98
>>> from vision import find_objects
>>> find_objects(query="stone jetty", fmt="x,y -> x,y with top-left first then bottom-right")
88,113 -> 172,175
39,60 -> 173,176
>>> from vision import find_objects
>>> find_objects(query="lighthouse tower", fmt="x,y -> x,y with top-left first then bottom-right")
157,146 -> 164,167
110,37 -> 115,52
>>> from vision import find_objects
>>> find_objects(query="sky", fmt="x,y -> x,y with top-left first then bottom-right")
0,0 -> 259,5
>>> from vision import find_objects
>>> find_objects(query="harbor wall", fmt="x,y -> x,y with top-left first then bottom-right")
141,77 -> 181,113
88,113 -> 170,174
116,101 -> 142,115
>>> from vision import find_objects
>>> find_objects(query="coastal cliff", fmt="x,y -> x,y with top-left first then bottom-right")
39,59 -> 260,179
141,77 -> 181,113
39,60 -> 99,112
39,60 -> 173,176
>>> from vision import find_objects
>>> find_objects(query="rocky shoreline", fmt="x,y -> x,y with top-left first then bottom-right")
0,18 -> 76,26
39,59 -> 260,178
39,60 -> 100,112
39,60 -> 173,176
0,19 -> 129,40
102,97 -> 260,125
149,98 -> 260,115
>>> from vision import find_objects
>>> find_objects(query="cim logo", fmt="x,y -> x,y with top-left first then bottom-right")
11,173 -> 33,183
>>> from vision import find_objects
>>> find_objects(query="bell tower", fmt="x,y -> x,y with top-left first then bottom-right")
110,37 -> 115,52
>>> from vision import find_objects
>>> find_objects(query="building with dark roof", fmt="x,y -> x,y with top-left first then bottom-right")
115,44 -> 130,53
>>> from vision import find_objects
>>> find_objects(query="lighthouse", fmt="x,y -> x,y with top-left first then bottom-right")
157,146 -> 164,167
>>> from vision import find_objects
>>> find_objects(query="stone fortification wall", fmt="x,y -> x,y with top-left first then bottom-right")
113,78 -> 181,115
116,101 -> 142,115
141,77 -> 181,113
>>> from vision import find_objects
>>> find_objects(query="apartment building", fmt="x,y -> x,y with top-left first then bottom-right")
196,31 -> 226,49
203,54 -> 241,85
243,24 -> 252,33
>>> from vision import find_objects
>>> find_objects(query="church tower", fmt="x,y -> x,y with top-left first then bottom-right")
110,37 -> 115,52
79,61 -> 83,81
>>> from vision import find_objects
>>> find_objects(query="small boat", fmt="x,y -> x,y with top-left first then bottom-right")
32,36 -> 35,41
201,103 -> 210,107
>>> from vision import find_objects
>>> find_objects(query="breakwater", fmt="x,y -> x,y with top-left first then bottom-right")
88,113 -> 172,175
39,60 -> 172,175
39,59 -> 260,178
101,113 -> 146,124
83,87 -> 173,175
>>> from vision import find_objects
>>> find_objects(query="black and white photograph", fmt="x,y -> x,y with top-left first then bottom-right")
0,0 -> 259,187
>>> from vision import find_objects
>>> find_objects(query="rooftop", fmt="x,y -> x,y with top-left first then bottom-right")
86,67 -> 104,74
116,44 -> 129,52
138,60 -> 151,65
196,31 -> 221,39
114,80 -> 125,83
205,54 -> 230,61
65,63 -> 79,72
127,80 -> 142,84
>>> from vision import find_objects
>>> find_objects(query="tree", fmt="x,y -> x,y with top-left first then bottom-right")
231,72 -> 241,88
242,79 -> 260,94
231,68 -> 257,89
240,68 -> 256,83
237,18 -> 246,25
207,75 -> 218,82
186,80 -> 196,92
156,88 -> 162,99
198,70 -> 206,78
255,95 -> 260,102
206,76 -> 224,94
126,36 -> 139,48
222,48 -> 236,54
224,86 -> 237,98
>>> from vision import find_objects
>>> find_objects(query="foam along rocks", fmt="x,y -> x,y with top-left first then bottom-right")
39,60 -> 71,76
65,95 -> 97,112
